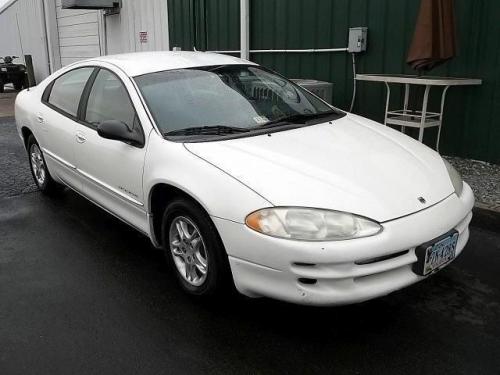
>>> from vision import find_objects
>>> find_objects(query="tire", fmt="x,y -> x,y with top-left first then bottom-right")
0,80 -> 4,93
161,198 -> 232,297
27,135 -> 63,195
13,78 -> 23,91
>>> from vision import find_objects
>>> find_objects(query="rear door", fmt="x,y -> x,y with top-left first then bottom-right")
40,67 -> 95,190
73,67 -> 149,233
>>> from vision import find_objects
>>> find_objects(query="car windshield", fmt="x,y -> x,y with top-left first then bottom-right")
134,65 -> 341,137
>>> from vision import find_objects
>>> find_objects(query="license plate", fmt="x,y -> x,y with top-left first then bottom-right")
413,230 -> 458,276
0,67 -> 6,72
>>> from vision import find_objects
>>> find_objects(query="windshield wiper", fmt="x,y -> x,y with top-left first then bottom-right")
164,125 -> 250,137
164,111 -> 341,137
257,110 -> 340,129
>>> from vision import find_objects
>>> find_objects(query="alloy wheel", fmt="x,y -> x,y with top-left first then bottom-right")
30,144 -> 46,187
169,216 -> 209,286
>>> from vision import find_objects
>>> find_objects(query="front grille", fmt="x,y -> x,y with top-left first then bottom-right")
355,250 -> 410,265
298,278 -> 317,285
293,262 -> 316,267
291,249 -> 417,285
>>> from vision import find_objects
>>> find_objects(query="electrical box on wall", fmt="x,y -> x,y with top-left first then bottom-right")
348,27 -> 368,53
62,0 -> 121,10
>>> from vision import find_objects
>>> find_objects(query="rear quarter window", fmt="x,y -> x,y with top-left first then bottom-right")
45,67 -> 94,117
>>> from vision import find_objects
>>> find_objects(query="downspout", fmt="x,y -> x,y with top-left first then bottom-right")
99,10 -> 107,55
164,0 -> 170,50
40,0 -> 54,74
240,0 -> 249,60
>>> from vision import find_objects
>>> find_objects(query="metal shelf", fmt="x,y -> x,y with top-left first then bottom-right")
355,74 -> 482,151
386,110 -> 441,128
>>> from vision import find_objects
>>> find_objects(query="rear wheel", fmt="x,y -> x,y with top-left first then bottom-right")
0,79 -> 4,93
27,135 -> 63,195
161,198 -> 232,297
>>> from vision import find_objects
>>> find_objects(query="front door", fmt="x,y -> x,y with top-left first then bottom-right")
74,68 -> 149,233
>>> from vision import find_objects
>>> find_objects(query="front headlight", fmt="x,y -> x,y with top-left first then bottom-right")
245,207 -> 382,241
443,159 -> 463,196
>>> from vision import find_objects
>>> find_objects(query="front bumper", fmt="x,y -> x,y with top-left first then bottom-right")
213,183 -> 474,305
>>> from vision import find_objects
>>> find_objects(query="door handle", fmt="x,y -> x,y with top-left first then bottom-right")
36,113 -> 44,123
76,132 -> 86,143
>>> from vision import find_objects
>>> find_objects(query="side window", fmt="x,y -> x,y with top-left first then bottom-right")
85,69 -> 137,129
47,67 -> 94,117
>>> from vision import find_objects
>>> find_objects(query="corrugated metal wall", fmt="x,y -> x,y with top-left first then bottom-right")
168,0 -> 238,52
0,0 -> 50,83
168,0 -> 500,164
105,0 -> 170,55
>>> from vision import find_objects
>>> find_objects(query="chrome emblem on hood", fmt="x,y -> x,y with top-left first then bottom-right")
418,197 -> 426,204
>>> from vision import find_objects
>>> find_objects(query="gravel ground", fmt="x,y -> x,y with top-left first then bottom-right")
0,117 -> 37,198
445,156 -> 500,212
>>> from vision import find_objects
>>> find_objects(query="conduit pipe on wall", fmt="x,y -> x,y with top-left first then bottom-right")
210,48 -> 348,54
40,0 -> 52,74
41,0 -> 61,73
240,0 -> 249,59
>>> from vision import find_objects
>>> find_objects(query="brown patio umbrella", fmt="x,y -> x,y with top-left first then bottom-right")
407,0 -> 457,72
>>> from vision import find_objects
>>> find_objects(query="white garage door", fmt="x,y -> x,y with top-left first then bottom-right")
55,0 -> 103,66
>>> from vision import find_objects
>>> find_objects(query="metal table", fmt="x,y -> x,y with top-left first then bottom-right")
355,74 -> 482,151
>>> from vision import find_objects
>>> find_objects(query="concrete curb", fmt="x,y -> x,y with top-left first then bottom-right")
0,91 -> 16,118
0,115 -> 15,122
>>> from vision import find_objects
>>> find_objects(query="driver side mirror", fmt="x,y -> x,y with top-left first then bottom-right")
97,120 -> 144,147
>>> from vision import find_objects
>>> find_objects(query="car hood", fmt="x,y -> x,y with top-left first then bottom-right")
184,114 -> 454,222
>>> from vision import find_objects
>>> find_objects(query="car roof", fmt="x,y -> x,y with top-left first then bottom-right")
84,51 -> 256,77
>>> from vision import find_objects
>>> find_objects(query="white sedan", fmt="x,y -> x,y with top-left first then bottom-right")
15,51 -> 473,305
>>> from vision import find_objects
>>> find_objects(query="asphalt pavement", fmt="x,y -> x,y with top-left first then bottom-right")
1,117 -> 500,374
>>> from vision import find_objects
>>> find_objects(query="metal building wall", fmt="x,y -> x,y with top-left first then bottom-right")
104,0 -> 170,55
168,0 -> 500,164
0,0 -> 171,80
0,0 -> 51,83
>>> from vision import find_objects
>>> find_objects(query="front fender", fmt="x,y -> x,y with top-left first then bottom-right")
143,134 -> 272,223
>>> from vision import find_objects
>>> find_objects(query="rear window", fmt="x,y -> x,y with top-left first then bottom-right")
47,67 -> 94,117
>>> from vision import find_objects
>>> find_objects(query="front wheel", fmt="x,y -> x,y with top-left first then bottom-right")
161,198 -> 232,297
